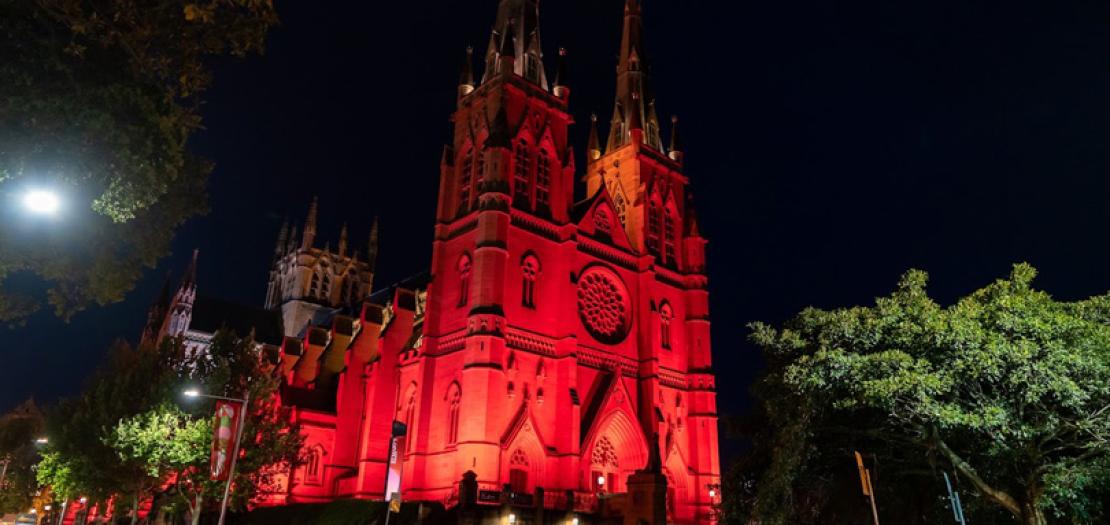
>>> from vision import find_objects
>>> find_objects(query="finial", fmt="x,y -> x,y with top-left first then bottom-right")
459,46 -> 476,97
668,115 -> 684,163
338,223 -> 349,257
302,197 -> 319,249
587,113 -> 601,162
367,216 -> 380,270
553,47 -> 570,99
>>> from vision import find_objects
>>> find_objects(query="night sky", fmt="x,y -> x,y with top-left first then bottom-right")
6,0 -> 1110,466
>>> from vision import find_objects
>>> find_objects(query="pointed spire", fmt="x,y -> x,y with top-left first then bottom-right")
287,223 -> 299,253
606,0 -> 664,151
338,223 -> 348,257
367,216 -> 380,270
302,197 -> 318,249
481,0 -> 547,88
273,220 -> 289,259
182,249 -> 199,290
553,47 -> 570,99
587,114 -> 601,162
498,20 -> 516,74
668,115 -> 684,164
685,192 -> 701,237
459,46 -> 476,98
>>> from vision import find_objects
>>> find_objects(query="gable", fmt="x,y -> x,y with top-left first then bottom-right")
574,184 -> 634,251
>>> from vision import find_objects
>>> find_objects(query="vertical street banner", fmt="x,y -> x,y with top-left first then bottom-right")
384,421 -> 407,513
210,401 -> 242,481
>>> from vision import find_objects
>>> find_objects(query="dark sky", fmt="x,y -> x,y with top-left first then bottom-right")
6,0 -> 1110,465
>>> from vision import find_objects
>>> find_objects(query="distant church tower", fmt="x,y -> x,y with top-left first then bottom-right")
265,197 -> 378,337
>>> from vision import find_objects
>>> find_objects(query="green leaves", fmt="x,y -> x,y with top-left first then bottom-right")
0,0 -> 277,322
744,264 -> 1110,524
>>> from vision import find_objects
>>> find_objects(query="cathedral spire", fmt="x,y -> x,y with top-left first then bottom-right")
481,0 -> 548,89
302,197 -> 318,249
182,249 -> 199,291
606,0 -> 664,152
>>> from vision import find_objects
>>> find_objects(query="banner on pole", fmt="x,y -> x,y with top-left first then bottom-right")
384,421 -> 407,513
210,401 -> 243,481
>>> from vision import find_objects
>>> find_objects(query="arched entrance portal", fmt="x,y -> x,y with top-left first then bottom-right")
582,408 -> 649,493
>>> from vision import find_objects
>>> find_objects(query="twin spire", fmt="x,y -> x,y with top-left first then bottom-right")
480,0 -> 548,88
464,0 -> 685,161
274,198 -> 379,266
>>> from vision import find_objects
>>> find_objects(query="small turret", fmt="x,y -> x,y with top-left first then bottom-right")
587,114 -> 602,162
553,47 -> 570,99
459,46 -> 475,98
273,220 -> 289,260
302,197 -> 319,249
367,217 -> 380,271
338,223 -> 349,257
668,115 -> 684,164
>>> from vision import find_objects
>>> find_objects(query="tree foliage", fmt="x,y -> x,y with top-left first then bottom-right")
0,0 -> 278,323
740,264 -> 1110,525
38,331 -> 301,524
0,401 -> 46,514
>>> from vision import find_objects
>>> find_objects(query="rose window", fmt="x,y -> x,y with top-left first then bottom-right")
577,267 -> 631,343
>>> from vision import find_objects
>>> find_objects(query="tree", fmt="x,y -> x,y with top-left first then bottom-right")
747,264 -> 1110,525
110,332 -> 302,525
37,338 -> 190,517
0,0 -> 278,323
0,400 -> 45,515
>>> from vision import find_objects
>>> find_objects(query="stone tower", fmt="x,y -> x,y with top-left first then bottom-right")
264,198 -> 378,337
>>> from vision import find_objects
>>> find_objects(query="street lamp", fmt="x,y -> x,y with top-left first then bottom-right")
35,437 -> 49,445
182,388 -> 249,525
22,190 -> 60,215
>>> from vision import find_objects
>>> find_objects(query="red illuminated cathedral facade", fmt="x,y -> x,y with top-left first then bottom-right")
147,1 -> 720,523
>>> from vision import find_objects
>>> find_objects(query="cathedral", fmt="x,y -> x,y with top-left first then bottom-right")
146,0 -> 720,523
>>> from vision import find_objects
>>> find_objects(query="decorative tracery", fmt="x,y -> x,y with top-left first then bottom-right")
521,255 -> 540,308
577,267 -> 631,343
592,436 -> 620,469
660,302 -> 674,350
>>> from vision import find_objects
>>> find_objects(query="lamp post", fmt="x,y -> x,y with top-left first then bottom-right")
183,389 -> 250,525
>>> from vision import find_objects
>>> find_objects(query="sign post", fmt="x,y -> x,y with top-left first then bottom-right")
383,421 -> 407,525
854,451 -> 881,525
943,472 -> 968,525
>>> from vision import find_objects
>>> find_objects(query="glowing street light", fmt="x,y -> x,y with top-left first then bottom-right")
22,190 -> 60,215
181,388 -> 249,525
34,437 -> 49,445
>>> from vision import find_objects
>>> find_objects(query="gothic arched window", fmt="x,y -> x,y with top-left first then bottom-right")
521,255 -> 540,308
660,302 -> 673,350
459,149 -> 474,214
513,139 -> 531,205
446,383 -> 461,446
309,271 -> 321,298
305,445 -> 324,484
403,388 -> 417,453
663,208 -> 678,265
509,449 -> 530,493
647,200 -> 662,255
457,254 -> 473,308
535,150 -> 552,209
321,273 -> 332,300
